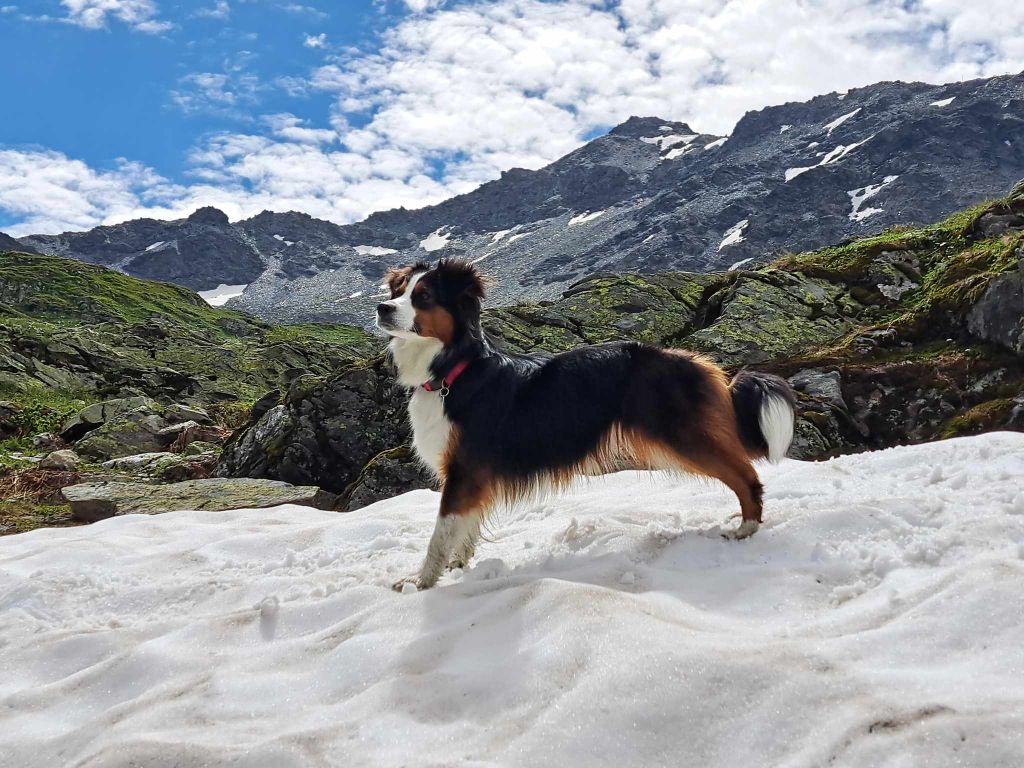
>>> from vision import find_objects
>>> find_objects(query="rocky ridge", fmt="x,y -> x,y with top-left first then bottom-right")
11,72 -> 1024,326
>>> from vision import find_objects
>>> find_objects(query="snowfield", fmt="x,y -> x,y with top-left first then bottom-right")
2,433 -> 1024,766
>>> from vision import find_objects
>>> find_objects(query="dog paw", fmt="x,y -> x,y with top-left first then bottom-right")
392,577 -> 423,593
721,519 -> 760,540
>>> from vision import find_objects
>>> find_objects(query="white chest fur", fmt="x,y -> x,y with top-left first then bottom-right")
408,388 -> 451,475
389,336 -> 451,475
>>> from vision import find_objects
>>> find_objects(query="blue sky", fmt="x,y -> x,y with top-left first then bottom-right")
2,1 -> 1023,235
2,2 -> 381,181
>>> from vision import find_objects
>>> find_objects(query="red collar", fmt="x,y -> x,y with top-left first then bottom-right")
421,359 -> 471,396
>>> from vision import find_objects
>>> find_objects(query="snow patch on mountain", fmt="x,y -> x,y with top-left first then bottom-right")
786,135 -> 876,182
419,228 -> 450,252
568,211 -> 605,226
931,97 -> 956,107
718,219 -> 749,250
848,175 -> 900,221
198,283 -> 248,306
824,108 -> 862,135
144,241 -> 165,252
272,234 -> 295,246
704,137 -> 728,150
641,133 -> 697,152
354,245 -> 398,256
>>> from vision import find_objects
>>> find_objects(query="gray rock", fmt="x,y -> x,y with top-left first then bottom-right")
62,478 -> 338,523
39,449 -> 82,471
165,404 -> 212,424
74,405 -> 172,460
32,432 -> 65,452
158,419 -> 202,437
61,396 -> 158,441
967,257 -> 1024,355
101,452 -> 177,471
789,369 -> 847,412
0,400 -> 18,438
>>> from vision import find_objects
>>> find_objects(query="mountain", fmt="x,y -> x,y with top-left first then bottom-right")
11,72 -> 1024,325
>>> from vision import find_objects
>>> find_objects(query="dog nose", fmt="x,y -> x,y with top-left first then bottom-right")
377,303 -> 395,317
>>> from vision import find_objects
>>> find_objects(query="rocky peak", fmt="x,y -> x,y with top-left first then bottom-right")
609,116 -> 697,138
187,207 -> 229,226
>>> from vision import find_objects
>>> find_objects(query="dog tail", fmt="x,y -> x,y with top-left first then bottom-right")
730,370 -> 795,463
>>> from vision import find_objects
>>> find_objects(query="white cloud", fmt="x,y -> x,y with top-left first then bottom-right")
193,1 -> 230,20
402,0 -> 445,13
278,3 -> 326,20
303,32 -> 326,48
59,0 -> 171,33
4,0 -> 1024,235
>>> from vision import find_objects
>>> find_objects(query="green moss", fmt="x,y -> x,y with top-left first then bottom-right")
0,501 -> 76,536
940,399 -> 1015,439
0,385 -> 95,439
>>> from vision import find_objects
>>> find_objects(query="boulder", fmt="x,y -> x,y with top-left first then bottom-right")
32,432 -> 65,452
60,396 -> 158,442
216,357 -> 415,500
39,449 -> 83,471
62,478 -> 338,523
0,400 -> 18,438
101,451 -> 218,481
967,257 -> 1024,355
74,404 -> 172,460
164,404 -> 212,424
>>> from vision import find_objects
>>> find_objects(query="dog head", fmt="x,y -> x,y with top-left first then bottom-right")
376,258 -> 487,345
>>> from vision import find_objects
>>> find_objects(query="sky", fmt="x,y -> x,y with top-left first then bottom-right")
1,1 -> 1023,236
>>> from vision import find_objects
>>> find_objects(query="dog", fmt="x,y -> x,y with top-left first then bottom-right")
376,258 -> 796,591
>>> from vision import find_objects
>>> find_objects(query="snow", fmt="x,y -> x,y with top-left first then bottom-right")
197,283 -> 248,306
507,232 -> 530,243
4,436 -> 1024,764
848,175 -> 899,222
704,137 -> 728,150
785,166 -> 814,181
348,291 -> 364,298
641,133 -> 698,152
143,241 -> 165,252
718,218 -> 749,250
780,124 -> 792,133
273,234 -> 295,246
354,245 -> 397,256
785,134 -> 875,182
568,210 -> 605,226
488,229 -> 513,244
824,107 -> 861,135
419,228 -> 450,252
931,96 -> 956,107
728,257 -> 754,270
2,434 -> 1024,765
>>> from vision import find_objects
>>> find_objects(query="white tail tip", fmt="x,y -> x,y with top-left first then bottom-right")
759,395 -> 795,463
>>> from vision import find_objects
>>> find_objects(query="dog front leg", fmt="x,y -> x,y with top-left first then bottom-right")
394,471 -> 486,592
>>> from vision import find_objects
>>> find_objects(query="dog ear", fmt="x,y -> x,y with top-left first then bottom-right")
383,265 -> 412,296
383,262 -> 428,296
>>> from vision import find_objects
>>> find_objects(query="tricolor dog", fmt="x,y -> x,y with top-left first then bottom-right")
377,259 -> 795,591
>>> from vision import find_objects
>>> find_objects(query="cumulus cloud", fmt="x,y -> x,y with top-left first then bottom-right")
303,32 -> 326,48
59,0 -> 172,33
169,54 -> 262,116
193,1 -> 230,20
4,0 -> 1024,235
